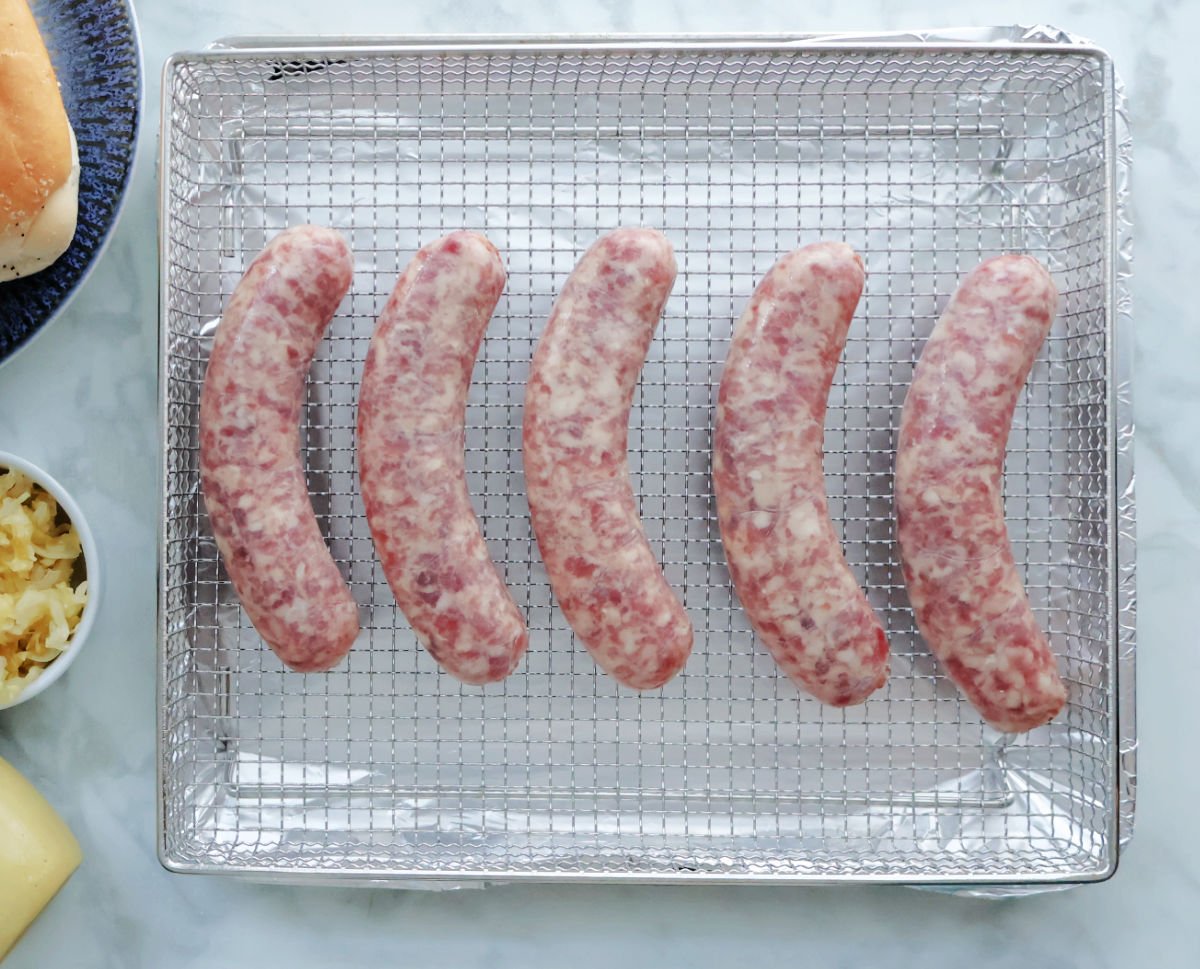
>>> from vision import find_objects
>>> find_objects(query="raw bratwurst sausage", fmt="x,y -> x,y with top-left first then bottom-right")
358,232 -> 528,684
896,255 -> 1067,733
524,229 -> 694,689
199,225 -> 360,672
713,243 -> 889,706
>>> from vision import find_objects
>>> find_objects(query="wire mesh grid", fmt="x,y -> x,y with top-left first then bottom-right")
159,42 -> 1121,882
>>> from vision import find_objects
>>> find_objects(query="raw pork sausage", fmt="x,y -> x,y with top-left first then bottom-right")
358,232 -> 528,684
896,255 -> 1067,733
199,225 -> 359,672
713,243 -> 889,706
524,228 -> 693,689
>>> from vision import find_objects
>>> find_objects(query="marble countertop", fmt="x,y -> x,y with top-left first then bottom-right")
1,0 -> 1196,966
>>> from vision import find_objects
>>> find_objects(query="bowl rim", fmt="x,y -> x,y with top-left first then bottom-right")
0,450 -> 99,710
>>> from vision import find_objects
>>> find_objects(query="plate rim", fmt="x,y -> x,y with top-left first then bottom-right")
0,0 -> 145,371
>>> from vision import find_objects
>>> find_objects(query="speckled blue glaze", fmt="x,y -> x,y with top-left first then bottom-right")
0,0 -> 140,362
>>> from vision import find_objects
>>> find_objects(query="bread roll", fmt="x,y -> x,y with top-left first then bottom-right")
0,0 -> 79,282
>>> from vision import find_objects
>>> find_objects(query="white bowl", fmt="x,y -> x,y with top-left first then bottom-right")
0,451 -> 99,710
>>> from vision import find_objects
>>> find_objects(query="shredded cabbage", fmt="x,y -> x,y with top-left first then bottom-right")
0,469 -> 88,702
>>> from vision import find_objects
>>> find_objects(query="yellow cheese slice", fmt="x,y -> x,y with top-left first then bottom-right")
0,755 -> 81,960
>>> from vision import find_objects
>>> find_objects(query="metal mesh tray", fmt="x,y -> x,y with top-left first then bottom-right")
158,31 -> 1135,886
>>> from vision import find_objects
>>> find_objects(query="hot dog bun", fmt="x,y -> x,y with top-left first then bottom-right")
0,0 -> 78,281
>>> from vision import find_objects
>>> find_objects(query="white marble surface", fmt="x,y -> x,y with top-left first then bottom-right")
0,0 -> 1196,965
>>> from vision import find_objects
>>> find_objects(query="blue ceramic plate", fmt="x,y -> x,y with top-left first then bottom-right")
0,0 -> 141,363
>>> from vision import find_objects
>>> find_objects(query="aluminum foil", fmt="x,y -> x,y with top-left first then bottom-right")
158,26 -> 1135,892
